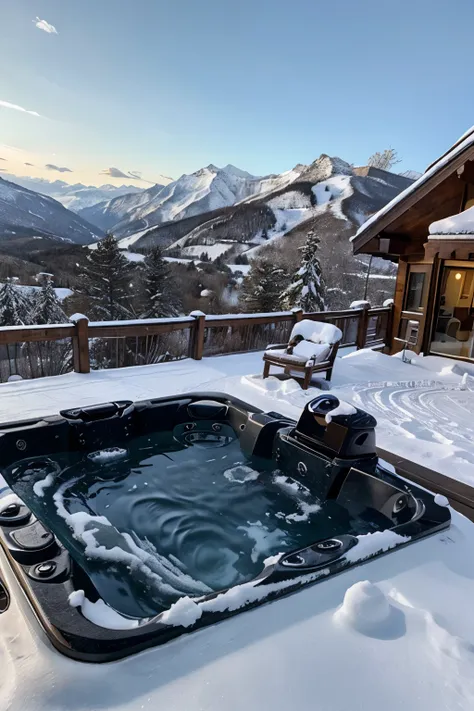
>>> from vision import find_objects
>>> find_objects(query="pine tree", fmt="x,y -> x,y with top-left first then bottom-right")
78,234 -> 133,320
0,278 -> 34,326
240,258 -> 289,313
141,247 -> 182,318
33,273 -> 68,324
281,230 -> 327,312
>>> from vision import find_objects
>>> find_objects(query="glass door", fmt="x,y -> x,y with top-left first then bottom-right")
397,264 -> 431,353
430,265 -> 474,359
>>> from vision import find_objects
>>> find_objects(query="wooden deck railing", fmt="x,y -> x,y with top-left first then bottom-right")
0,304 -> 393,381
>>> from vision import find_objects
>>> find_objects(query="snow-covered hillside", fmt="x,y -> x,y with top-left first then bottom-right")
79,183 -> 167,233
82,164 -> 306,238
56,185 -> 144,212
156,157 -> 412,264
0,177 -> 104,244
1,174 -> 144,213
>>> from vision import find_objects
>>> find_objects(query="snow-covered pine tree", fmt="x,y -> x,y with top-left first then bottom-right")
0,278 -> 34,326
33,273 -> 68,324
78,234 -> 133,320
281,230 -> 327,312
240,258 -> 289,313
141,246 -> 182,318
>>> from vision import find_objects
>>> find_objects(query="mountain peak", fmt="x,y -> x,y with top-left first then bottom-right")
298,155 -> 353,183
221,164 -> 256,179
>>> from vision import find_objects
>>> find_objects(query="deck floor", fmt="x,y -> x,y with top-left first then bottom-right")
0,348 -> 472,488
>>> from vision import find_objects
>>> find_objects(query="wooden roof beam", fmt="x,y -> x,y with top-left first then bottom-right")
457,160 -> 474,184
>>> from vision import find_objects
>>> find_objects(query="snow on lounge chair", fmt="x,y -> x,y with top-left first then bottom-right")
263,319 -> 342,389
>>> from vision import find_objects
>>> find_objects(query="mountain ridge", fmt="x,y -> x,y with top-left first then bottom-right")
120,156 -> 413,266
0,176 -> 104,244
0,174 -> 145,213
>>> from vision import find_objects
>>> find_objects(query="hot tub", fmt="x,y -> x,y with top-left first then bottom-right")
0,393 -> 450,662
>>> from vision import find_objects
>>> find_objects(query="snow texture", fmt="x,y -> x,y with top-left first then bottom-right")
0,492 -> 22,509
350,300 -> 371,309
344,530 -> 410,563
68,590 -> 140,630
237,521 -> 287,563
68,312 -> 88,323
292,341 -> 330,363
87,447 -> 128,464
429,205 -> 474,236
32,474 -> 54,498
324,399 -> 357,423
223,465 -> 260,483
333,580 -> 392,633
285,502 -> 322,522
291,319 -> 342,345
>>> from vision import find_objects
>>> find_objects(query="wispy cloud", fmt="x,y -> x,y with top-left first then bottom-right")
0,158 -> 6,161
45,164 -> 72,173
0,100 -> 41,117
24,162 -> 34,166
33,17 -> 58,35
100,167 -> 144,180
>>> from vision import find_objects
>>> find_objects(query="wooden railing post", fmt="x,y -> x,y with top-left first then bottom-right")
292,307 -> 304,323
384,301 -> 394,350
353,302 -> 371,350
190,311 -> 206,360
70,314 -> 90,373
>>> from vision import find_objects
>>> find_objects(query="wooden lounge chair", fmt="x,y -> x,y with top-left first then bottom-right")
263,319 -> 342,389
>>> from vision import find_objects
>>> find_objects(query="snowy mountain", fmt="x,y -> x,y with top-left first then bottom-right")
0,174 -> 145,214
79,183 -> 166,233
128,156 -> 413,264
55,184 -> 144,212
0,177 -> 104,244
80,164 -> 304,237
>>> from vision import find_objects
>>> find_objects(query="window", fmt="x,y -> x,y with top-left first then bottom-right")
461,271 -> 474,300
405,271 -> 426,312
430,266 -> 474,360
464,184 -> 474,211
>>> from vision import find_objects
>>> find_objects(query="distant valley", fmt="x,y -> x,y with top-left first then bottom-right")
0,155 -> 414,311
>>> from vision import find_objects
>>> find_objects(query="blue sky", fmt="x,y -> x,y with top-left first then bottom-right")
1,0 -> 473,186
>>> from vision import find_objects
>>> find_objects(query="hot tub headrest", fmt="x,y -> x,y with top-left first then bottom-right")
295,394 -> 377,458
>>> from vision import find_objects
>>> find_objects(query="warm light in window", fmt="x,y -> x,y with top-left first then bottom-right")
455,272 -> 462,280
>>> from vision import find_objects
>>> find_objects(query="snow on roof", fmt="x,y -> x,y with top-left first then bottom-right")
352,125 -> 474,242
429,205 -> 474,237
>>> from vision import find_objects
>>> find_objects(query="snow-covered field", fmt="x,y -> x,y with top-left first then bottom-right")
1,348 -> 474,710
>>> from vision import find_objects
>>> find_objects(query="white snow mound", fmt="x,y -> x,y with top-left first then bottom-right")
334,580 -> 391,631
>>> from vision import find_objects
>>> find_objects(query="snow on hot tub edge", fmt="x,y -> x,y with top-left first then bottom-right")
160,530 -> 411,629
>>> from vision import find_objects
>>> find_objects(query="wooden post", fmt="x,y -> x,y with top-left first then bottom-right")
384,302 -> 394,351
71,315 -> 90,373
355,303 -> 370,350
292,307 -> 304,323
190,311 -> 206,360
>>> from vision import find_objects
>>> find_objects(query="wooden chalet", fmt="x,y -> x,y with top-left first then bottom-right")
352,126 -> 474,362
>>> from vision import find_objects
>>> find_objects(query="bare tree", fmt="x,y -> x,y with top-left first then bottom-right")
367,148 -> 401,171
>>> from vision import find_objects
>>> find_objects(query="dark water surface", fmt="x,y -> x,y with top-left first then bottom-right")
8,427 -> 385,618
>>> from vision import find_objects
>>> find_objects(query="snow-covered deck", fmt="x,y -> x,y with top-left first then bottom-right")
1,347 -> 473,488
2,349 -> 474,711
